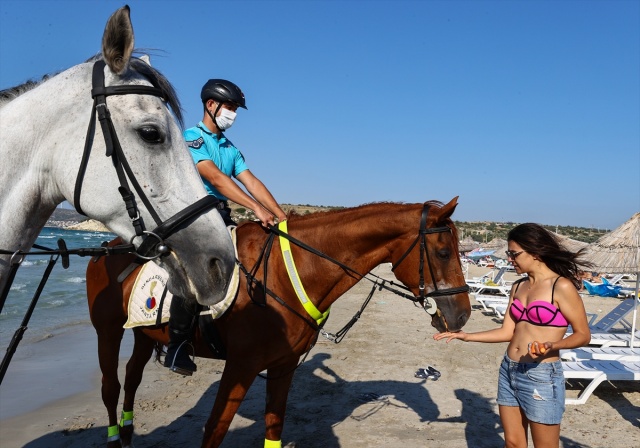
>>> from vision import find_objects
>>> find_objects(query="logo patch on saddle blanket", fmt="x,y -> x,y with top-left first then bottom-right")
123,227 -> 240,328
123,261 -> 174,328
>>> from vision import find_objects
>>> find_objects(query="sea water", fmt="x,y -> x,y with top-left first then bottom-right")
0,227 -> 116,350
0,227 -> 131,421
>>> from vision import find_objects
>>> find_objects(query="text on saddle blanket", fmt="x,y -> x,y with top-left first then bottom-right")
124,227 -> 240,328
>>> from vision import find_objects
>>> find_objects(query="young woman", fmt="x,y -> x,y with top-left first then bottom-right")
435,223 -> 592,448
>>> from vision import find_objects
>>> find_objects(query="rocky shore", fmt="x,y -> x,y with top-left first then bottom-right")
46,218 -> 111,233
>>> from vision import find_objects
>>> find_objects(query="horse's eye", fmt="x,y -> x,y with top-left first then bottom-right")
137,126 -> 164,143
436,249 -> 450,260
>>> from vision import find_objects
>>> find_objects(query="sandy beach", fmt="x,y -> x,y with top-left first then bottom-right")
0,264 -> 638,447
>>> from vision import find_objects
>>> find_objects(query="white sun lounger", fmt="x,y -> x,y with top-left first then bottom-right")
579,298 -> 637,333
560,347 -> 640,362
562,359 -> 640,405
474,294 -> 509,312
587,331 -> 640,348
467,267 -> 511,292
488,302 -> 508,319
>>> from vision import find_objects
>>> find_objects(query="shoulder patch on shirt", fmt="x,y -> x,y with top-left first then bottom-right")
187,137 -> 205,149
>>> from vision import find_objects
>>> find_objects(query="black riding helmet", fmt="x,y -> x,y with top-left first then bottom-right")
200,79 -> 247,109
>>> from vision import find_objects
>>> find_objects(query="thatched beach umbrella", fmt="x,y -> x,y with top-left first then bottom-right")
583,212 -> 640,348
458,236 -> 479,253
490,240 -> 510,259
484,237 -> 507,250
554,233 -> 589,253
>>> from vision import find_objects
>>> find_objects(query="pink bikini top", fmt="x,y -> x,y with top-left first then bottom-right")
509,277 -> 569,327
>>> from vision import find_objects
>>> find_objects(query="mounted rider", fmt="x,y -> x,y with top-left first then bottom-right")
164,79 -> 287,375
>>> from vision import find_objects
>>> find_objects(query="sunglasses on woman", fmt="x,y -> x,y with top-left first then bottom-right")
505,250 -> 524,260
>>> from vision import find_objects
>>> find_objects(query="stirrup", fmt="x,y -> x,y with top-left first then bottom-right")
165,341 -> 197,376
169,364 -> 195,376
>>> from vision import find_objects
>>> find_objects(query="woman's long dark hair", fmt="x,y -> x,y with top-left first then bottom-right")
508,223 -> 592,289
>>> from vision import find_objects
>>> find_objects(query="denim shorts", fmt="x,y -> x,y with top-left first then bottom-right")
496,354 -> 565,425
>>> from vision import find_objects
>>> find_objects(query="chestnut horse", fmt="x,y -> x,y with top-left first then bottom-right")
87,198 -> 471,447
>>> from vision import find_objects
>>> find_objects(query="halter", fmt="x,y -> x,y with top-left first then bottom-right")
74,60 -> 220,259
391,203 -> 470,315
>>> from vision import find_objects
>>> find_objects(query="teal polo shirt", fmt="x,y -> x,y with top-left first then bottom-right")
184,122 -> 249,200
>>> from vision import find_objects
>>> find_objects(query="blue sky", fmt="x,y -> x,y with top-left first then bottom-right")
1,0 -> 638,230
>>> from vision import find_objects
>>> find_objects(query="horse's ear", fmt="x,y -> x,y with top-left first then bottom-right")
102,5 -> 134,75
434,196 -> 459,222
139,54 -> 151,66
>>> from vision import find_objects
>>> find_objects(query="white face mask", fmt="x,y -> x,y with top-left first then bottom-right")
215,108 -> 237,130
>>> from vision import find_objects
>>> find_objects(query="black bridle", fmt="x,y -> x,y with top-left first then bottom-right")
391,204 -> 470,313
73,60 -> 221,260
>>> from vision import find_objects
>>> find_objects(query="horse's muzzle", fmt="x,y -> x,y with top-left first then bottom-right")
430,299 -> 470,332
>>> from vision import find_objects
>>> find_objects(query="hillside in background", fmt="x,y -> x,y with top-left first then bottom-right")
48,204 -> 609,243
48,208 -> 88,227
453,220 -> 608,244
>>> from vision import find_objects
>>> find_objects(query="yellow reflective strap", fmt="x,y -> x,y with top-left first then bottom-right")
264,439 -> 282,448
278,221 -> 329,325
107,424 -> 120,442
120,410 -> 134,427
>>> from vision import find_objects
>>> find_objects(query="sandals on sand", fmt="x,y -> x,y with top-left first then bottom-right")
415,366 -> 441,381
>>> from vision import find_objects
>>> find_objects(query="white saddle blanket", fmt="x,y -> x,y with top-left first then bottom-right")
124,227 -> 240,328
123,261 -> 174,328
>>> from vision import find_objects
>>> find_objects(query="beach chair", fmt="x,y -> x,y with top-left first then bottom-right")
583,279 -> 622,297
566,298 -> 637,339
561,347 -> 640,362
562,359 -> 640,405
467,267 -> 511,292
474,294 -> 509,312
583,298 -> 636,332
489,302 -> 508,320
604,275 -> 637,297
466,271 -> 493,291
586,330 -> 640,348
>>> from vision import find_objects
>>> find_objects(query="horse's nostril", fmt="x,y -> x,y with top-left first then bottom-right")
208,257 -> 225,287
458,313 -> 469,328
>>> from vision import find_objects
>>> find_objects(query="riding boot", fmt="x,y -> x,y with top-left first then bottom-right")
164,296 -> 199,375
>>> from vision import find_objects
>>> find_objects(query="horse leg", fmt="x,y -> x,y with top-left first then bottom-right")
95,324 -> 125,448
201,363 -> 259,448
264,360 -> 298,448
119,329 -> 156,448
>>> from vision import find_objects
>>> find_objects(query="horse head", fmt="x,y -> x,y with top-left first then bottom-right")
390,197 -> 471,332
0,6 -> 235,306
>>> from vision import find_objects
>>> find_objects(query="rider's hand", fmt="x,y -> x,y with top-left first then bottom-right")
254,207 -> 275,227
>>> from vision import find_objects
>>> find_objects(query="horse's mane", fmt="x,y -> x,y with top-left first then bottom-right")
281,199 -> 458,243
0,52 -> 184,127
286,200 -> 446,221
0,74 -> 58,107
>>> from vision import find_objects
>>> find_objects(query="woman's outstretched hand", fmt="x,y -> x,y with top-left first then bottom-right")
433,331 -> 467,343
